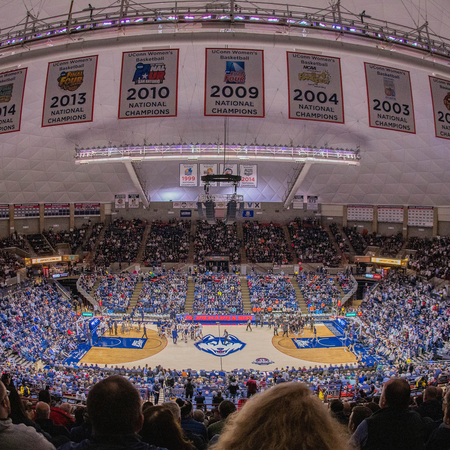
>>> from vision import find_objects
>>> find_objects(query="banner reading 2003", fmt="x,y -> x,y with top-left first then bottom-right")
364,63 -> 415,134
119,49 -> 179,119
205,48 -> 264,118
42,56 -> 98,127
287,52 -> 344,123
0,68 -> 27,134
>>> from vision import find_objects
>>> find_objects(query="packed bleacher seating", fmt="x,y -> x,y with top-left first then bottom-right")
78,273 -> 98,293
407,236 -> 450,280
192,272 -> 243,314
94,218 -> 146,267
194,221 -> 241,266
358,273 -> 449,364
43,225 -> 88,254
329,223 -> 350,252
288,218 -> 340,266
297,272 -> 340,314
380,232 -> 404,257
243,221 -> 292,265
82,222 -> 104,252
136,272 -> 188,314
93,273 -> 138,313
143,220 -> 190,267
0,232 -> 29,252
343,226 -> 392,254
27,234 -> 54,255
0,282 -> 79,364
0,249 -> 23,282
336,272 -> 352,294
247,274 -> 298,312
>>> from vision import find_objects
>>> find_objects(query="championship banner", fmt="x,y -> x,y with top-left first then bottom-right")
180,164 -> 198,187
364,63 -> 415,134
205,48 -> 264,117
219,163 -> 238,187
0,68 -> 27,134
42,56 -> 98,127
239,164 -> 258,188
287,52 -> 344,123
429,76 -> 450,140
307,196 -> 318,211
128,194 -> 140,208
118,49 -> 179,119
115,194 -> 126,209
200,164 -> 218,186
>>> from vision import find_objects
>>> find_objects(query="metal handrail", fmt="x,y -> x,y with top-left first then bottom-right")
1,1 -> 449,60
340,274 -> 358,306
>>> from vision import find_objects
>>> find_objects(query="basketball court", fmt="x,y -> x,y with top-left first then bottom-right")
77,322 -> 358,370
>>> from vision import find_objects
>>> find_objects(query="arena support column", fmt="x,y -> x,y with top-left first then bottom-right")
69,203 -> 75,230
372,206 -> 378,234
39,204 -> 44,233
402,206 -> 408,240
9,205 -> 14,235
343,205 -> 348,227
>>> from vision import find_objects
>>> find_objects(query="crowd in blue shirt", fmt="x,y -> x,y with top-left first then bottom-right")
93,273 -> 138,313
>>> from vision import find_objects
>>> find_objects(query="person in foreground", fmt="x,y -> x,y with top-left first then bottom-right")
425,389 -> 450,450
210,382 -> 348,450
351,377 -> 426,450
0,380 -> 55,450
58,375 -> 166,450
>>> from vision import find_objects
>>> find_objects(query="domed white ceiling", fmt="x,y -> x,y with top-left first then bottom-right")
0,0 -> 449,206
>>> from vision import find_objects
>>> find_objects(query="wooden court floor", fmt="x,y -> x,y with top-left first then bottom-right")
78,324 -> 357,369
272,324 -> 358,365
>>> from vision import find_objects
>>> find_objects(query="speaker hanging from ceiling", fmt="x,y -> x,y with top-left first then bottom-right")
197,201 -> 204,219
225,200 -> 237,224
205,200 -> 216,224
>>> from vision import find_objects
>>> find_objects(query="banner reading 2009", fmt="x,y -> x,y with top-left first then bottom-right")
0,68 -> 27,134
205,48 -> 264,118
287,52 -> 344,123
119,49 -> 179,119
429,76 -> 450,140
364,63 -> 415,134
42,56 -> 98,127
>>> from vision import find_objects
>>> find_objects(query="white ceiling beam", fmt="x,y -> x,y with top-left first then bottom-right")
283,162 -> 312,209
123,161 -> 150,207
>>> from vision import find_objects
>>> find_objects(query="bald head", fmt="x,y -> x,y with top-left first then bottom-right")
381,378 -> 411,410
36,402 -> 51,419
424,386 -> 437,402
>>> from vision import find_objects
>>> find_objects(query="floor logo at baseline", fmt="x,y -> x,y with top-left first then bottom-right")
292,337 -> 344,349
94,337 -> 148,349
194,334 -> 246,357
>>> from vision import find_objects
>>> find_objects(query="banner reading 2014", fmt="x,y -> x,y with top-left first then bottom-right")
119,49 -> 179,119
205,48 -> 264,118
0,68 -> 27,134
364,63 -> 415,134
429,76 -> 450,140
42,56 -> 98,127
287,52 -> 344,123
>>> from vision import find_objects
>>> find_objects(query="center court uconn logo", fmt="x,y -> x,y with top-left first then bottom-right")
195,334 -> 246,357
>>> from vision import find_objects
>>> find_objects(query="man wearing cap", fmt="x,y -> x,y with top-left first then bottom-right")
178,399 -> 208,442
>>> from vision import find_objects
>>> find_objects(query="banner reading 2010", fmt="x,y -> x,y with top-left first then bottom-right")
205,48 -> 264,118
287,52 -> 344,123
364,63 -> 415,134
42,56 -> 98,127
119,49 -> 179,119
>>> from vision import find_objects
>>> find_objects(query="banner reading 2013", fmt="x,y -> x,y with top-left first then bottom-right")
205,48 -> 264,118
42,56 -> 98,127
119,49 -> 179,119
364,63 -> 415,134
429,76 -> 450,140
0,68 -> 27,134
287,52 -> 344,123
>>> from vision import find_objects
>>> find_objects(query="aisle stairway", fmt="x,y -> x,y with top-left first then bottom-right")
136,223 -> 151,264
292,279 -> 310,315
187,222 -> 197,264
323,223 -> 346,263
86,226 -> 106,265
240,276 -> 251,312
184,277 -> 195,312
90,278 -> 100,296
127,281 -> 143,313
340,227 -> 356,255
282,224 -> 297,263
76,223 -> 93,254
237,223 -> 247,264
334,277 -> 346,298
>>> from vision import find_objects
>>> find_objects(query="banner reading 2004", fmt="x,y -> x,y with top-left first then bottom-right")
42,56 -> 98,127
0,68 -> 27,134
287,52 -> 344,123
364,63 -> 415,134
119,49 -> 179,119
205,48 -> 264,118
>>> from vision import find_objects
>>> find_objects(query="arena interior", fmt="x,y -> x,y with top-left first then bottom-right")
1,1 -> 450,449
